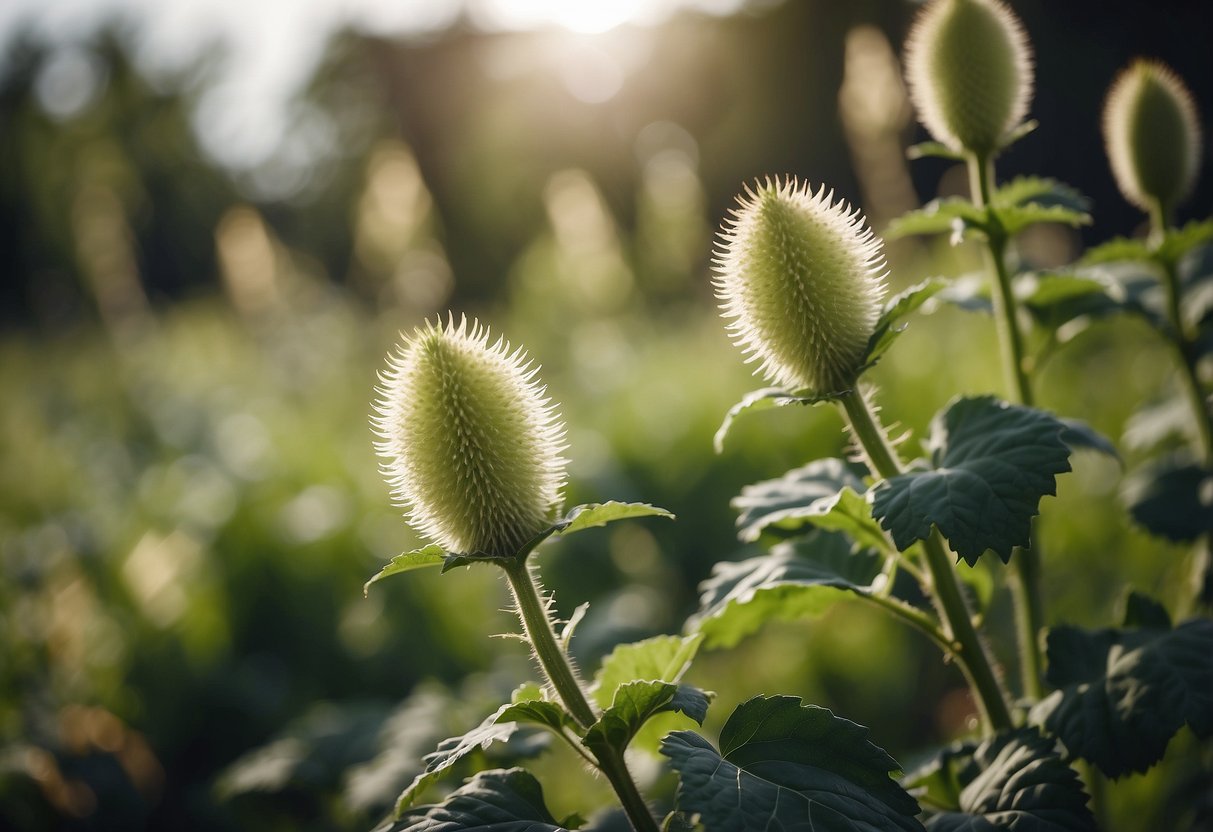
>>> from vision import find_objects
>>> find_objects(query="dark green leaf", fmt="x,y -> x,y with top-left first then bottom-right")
1016,272 -> 1113,333
1030,618 -> 1213,778
688,533 -> 884,649
382,768 -> 568,832
556,502 -> 675,536
661,812 -> 703,832
1122,457 -> 1213,542
872,397 -> 1073,565
1058,419 -> 1119,460
907,141 -> 965,161
591,633 -> 703,710
732,458 -> 875,544
885,199 -> 986,241
365,545 -> 449,595
1122,591 -> 1172,630
909,730 -> 1096,831
991,177 -> 1091,213
1179,239 -> 1213,329
583,682 -> 710,757
863,278 -> 949,368
714,388 -> 846,452
661,696 -> 922,832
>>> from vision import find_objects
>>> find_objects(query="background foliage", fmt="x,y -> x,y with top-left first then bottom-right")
1,0 -> 1210,829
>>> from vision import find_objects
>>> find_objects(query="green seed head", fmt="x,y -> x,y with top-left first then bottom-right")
713,178 -> 887,393
1103,59 -> 1202,216
372,315 -> 567,556
904,0 -> 1033,155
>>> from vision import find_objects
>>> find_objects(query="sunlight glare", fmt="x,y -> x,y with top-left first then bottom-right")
471,0 -> 651,34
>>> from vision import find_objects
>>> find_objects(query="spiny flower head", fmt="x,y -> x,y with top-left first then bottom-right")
1103,59 -> 1202,216
372,315 -> 567,556
904,0 -> 1033,155
713,178 -> 887,393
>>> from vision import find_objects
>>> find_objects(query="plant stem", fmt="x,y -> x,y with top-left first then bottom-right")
501,559 -> 660,832
840,390 -> 1014,734
967,151 -> 1046,702
1149,202 -> 1213,612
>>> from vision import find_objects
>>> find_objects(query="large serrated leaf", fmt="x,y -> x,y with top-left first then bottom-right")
732,458 -> 880,546
365,545 -> 450,595
862,278 -> 949,369
1029,617 -> 1213,778
908,730 -> 1096,831
872,397 -> 1073,565
382,768 -> 568,832
661,696 -> 922,832
714,388 -> 845,453
687,533 -> 883,649
590,633 -> 703,710
1122,457 -> 1213,543
583,682 -> 710,757
557,502 -> 674,536
885,199 -> 986,241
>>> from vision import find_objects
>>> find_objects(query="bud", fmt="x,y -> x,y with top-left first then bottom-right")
372,315 -> 567,556
713,178 -> 887,393
1103,59 -> 1202,217
903,0 -> 1033,155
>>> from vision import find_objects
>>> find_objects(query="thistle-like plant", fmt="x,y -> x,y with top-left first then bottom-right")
1103,59 -> 1202,226
373,314 -> 567,557
713,178 -> 886,394
903,0 -> 1032,157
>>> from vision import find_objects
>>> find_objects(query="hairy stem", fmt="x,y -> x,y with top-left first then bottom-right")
968,151 -> 1046,702
501,559 -> 660,832
840,390 -> 1014,734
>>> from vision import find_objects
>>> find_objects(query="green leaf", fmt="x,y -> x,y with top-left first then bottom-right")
688,533 -> 884,649
991,176 -> 1091,214
1080,236 -> 1152,266
591,633 -> 703,710
907,141 -> 965,161
1122,457 -> 1213,542
364,545 -> 449,596
933,274 -> 993,314
994,204 -> 1091,236
1179,240 -> 1213,329
714,387 -> 846,453
997,119 -> 1038,149
556,502 -> 675,536
1017,272 -> 1113,333
885,199 -> 986,241
1058,418 -> 1119,460
583,682 -> 711,757
1122,590 -> 1172,630
661,696 -> 922,832
872,397 -> 1073,565
863,278 -> 949,368
1122,397 -> 1194,452
1157,219 -> 1213,267
732,458 -> 882,547
1029,617 -> 1213,778
383,768 -> 568,832
908,730 -> 1096,831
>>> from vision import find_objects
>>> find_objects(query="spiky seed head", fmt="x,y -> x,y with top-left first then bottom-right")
904,0 -> 1033,155
713,178 -> 888,393
372,315 -> 567,556
1103,59 -> 1202,216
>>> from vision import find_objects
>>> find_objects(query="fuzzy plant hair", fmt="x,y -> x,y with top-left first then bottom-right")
903,0 -> 1033,155
713,177 -> 887,393
1103,59 -> 1202,217
372,315 -> 568,557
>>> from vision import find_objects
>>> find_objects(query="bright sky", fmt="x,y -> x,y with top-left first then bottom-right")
1,0 -> 760,187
